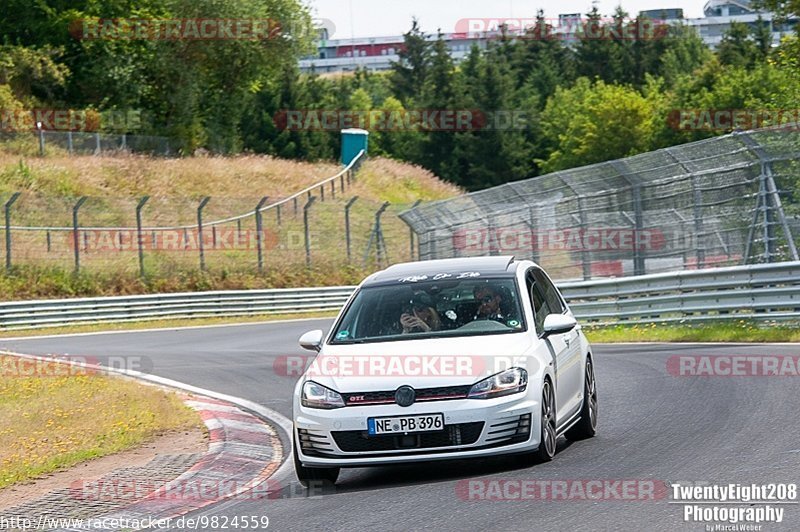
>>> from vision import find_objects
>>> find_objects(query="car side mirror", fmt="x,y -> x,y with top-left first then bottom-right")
299,329 -> 324,352
542,314 -> 577,338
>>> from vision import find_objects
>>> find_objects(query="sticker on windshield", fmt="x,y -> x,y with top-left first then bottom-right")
456,271 -> 481,279
507,320 -> 520,328
336,330 -> 350,339
398,275 -> 429,283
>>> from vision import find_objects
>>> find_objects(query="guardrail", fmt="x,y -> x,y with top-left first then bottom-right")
1,261 -> 798,330
559,261 -> 800,325
0,286 -> 356,330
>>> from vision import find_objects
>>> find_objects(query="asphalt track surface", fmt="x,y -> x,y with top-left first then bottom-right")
1,321 -> 799,531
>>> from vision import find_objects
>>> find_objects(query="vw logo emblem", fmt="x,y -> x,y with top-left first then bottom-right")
395,385 -> 416,407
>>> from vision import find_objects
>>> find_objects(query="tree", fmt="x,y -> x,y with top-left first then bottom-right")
538,78 -> 658,172
390,19 -> 431,105
717,21 -> 759,67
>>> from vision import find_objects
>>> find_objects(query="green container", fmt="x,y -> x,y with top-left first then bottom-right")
341,128 -> 369,166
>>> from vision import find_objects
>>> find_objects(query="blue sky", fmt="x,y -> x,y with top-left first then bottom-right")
306,0 -> 705,39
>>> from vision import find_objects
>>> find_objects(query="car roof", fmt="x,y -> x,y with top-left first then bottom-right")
362,256 -> 519,287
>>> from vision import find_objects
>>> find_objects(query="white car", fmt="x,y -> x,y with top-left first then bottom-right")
292,256 -> 597,485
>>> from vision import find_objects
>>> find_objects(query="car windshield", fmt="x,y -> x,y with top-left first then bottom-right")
330,278 -> 525,344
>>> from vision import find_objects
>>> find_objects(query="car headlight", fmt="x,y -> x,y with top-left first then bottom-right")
301,380 -> 345,409
468,367 -> 528,399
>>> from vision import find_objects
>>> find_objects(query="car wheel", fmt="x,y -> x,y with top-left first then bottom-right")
565,357 -> 598,441
536,379 -> 557,462
293,436 -> 340,488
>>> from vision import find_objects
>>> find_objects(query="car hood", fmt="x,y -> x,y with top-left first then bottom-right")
306,333 -> 535,393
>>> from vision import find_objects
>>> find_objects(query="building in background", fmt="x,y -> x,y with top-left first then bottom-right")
684,0 -> 797,47
299,1 -> 798,74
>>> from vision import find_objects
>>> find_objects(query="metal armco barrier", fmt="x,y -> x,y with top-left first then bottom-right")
1,262 -> 798,331
559,261 -> 800,325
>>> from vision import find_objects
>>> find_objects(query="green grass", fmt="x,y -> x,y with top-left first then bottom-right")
0,355 -> 203,488
0,152 -> 461,300
583,320 -> 800,343
0,310 -> 338,338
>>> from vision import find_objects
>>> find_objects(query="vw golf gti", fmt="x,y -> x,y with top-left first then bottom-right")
292,256 -> 598,485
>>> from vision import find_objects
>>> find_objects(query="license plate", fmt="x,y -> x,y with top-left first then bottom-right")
367,413 -> 445,435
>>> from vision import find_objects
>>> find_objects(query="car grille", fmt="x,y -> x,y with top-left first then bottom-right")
331,422 -> 484,452
343,385 -> 471,406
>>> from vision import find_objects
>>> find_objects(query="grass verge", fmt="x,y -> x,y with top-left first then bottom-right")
0,355 -> 203,488
584,321 -> 800,343
0,311 -> 338,339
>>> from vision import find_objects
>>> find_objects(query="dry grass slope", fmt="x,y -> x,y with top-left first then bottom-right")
0,355 -> 202,488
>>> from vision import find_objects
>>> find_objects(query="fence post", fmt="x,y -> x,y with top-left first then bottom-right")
37,127 -> 45,156
46,230 -> 51,252
135,196 -> 149,277
197,197 -> 211,271
320,183 -> 325,201
631,185 -> 645,275
72,196 -> 88,272
304,196 -> 317,268
276,204 -> 282,226
67,131 -> 73,155
363,202 -> 390,267
4,192 -> 21,271
345,196 -> 359,262
408,199 -> 422,260
95,132 -> 101,155
576,196 -> 591,280
255,196 -> 269,273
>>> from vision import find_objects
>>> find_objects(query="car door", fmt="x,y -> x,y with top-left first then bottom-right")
532,268 -> 583,422
525,270 -> 573,426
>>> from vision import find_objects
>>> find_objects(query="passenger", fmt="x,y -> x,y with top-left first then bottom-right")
473,284 -> 506,322
400,294 -> 441,333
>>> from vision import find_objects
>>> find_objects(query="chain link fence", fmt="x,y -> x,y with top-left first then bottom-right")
0,131 -> 174,156
0,152 -> 426,277
399,127 -> 800,280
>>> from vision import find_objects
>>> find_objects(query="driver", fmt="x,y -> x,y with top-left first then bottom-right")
473,283 -> 506,322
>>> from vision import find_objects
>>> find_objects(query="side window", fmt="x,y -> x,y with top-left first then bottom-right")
526,272 -> 551,335
532,269 -> 565,315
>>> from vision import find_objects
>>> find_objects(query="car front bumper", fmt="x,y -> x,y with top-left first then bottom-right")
294,392 -> 540,467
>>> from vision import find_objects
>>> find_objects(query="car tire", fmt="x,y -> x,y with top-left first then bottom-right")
293,436 -> 340,488
536,378 -> 557,462
565,357 -> 598,441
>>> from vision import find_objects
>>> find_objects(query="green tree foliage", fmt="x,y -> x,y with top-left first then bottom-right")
538,78 -> 658,172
